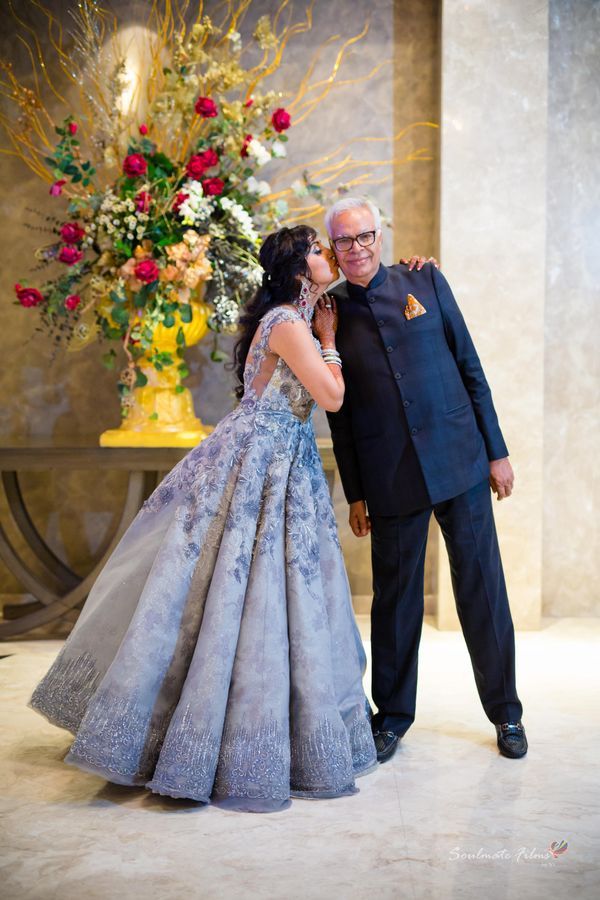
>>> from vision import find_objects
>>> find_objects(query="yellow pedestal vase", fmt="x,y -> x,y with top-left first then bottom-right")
100,298 -> 214,448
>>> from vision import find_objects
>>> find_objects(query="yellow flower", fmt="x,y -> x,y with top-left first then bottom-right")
253,16 -> 278,50
221,100 -> 243,123
103,146 -> 118,168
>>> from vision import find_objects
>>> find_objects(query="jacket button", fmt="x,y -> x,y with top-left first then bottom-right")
386,346 -> 393,353
368,297 -> 375,304
411,427 -> 418,436
394,372 -> 402,380
377,320 -> 385,327
403,400 -> 410,407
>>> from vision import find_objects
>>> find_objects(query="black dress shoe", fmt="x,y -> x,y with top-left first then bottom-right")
373,730 -> 399,764
496,721 -> 528,758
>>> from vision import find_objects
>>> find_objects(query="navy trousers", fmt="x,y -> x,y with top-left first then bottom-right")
369,479 -> 523,736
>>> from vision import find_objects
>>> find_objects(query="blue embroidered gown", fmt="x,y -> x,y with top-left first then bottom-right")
30,305 -> 377,812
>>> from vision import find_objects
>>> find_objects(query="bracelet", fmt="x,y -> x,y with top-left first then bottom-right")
321,347 -> 342,368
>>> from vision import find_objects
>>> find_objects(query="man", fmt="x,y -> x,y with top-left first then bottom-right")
325,197 -> 527,763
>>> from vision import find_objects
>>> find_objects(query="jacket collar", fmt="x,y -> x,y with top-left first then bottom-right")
341,263 -> 389,301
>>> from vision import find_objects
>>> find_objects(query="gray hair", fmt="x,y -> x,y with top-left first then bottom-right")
324,196 -> 382,236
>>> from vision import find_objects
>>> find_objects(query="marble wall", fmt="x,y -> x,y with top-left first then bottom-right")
438,0 -> 549,628
543,0 -> 600,616
438,0 -> 599,623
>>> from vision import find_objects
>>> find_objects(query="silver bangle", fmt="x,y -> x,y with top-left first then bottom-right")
322,350 -> 342,368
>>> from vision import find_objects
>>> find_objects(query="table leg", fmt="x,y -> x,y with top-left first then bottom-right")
0,471 -> 146,639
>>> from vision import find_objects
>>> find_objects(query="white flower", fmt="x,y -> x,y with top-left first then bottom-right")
219,196 -> 259,244
271,140 -> 287,158
291,179 -> 308,197
246,176 -> 271,197
246,138 -> 271,167
178,179 -> 214,226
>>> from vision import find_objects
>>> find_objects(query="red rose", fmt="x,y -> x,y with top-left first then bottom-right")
172,191 -> 189,213
64,294 -> 81,311
198,148 -> 219,169
201,177 -> 225,196
135,190 -> 152,212
68,122 -> 78,135
49,179 -> 66,196
240,134 -> 253,158
58,245 -> 83,266
122,153 -> 148,178
134,259 -> 160,284
271,107 -> 291,132
15,283 -> 44,308
244,97 -> 254,108
60,221 -> 85,244
186,154 -> 208,179
194,96 -> 218,118
139,123 -> 148,135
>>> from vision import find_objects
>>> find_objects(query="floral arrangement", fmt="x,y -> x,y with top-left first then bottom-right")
2,1 -> 436,417
9,13 -> 302,407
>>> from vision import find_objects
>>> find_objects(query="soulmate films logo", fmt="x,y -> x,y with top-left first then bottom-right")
449,840 -> 569,863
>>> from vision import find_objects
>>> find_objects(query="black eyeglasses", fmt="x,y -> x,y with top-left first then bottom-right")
331,230 -> 378,252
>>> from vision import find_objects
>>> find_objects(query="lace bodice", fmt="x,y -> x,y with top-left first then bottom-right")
240,306 -> 320,422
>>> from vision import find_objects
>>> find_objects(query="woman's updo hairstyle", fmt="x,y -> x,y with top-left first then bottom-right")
231,225 -> 317,398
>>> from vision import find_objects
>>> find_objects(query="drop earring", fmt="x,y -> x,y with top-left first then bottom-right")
296,277 -> 315,325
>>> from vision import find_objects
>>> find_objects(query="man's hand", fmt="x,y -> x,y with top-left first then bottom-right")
489,458 -> 514,500
349,500 -> 371,537
399,255 -> 440,271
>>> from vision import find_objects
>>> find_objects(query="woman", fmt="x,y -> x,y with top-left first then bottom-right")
30,225 -> 378,812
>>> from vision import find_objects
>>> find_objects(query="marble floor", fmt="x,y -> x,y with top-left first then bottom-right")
1,617 -> 599,900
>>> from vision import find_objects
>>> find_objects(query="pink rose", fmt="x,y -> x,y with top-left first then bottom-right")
134,259 -> 160,284
240,134 -> 253,158
172,191 -> 189,213
64,294 -> 81,311
60,221 -> 85,244
58,245 -> 83,266
49,179 -> 66,196
271,107 -> 291,133
122,153 -> 148,178
135,190 -> 152,212
139,123 -> 148,135
194,96 -> 218,118
14,283 -> 44,308
68,122 -> 78,135
201,177 -> 225,196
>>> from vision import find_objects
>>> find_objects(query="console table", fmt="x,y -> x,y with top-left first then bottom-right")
0,437 -> 337,639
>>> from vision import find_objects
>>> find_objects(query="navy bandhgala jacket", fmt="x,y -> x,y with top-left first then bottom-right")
326,263 -> 508,516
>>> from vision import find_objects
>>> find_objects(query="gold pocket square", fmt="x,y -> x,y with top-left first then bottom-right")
404,293 -> 427,320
